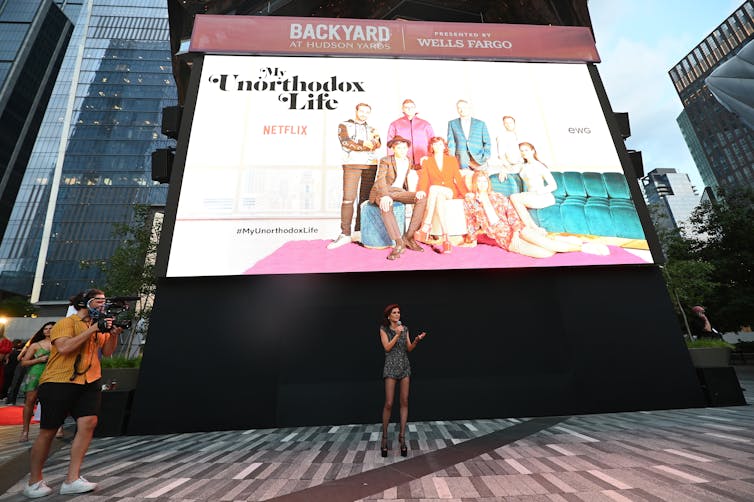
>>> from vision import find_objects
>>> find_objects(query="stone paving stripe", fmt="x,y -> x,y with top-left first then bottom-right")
539,472 -> 577,493
661,448 -> 712,463
505,458 -> 532,474
698,414 -> 734,422
603,489 -> 634,502
705,423 -> 748,431
652,465 -> 708,483
546,444 -> 576,456
703,432 -> 752,443
552,426 -> 599,443
432,476 -> 452,498
586,470 -> 632,490
469,476 -> 495,498
545,494 -> 571,502
233,462 -> 262,480
629,487 -> 666,502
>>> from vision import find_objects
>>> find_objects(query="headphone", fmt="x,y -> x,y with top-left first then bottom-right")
73,289 -> 101,310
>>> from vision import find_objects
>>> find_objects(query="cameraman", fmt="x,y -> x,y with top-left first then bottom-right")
24,289 -> 123,498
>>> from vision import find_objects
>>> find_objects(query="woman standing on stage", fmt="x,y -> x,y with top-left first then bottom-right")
379,304 -> 426,457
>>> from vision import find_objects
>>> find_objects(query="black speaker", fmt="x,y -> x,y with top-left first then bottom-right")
151,148 -> 174,183
628,150 -> 644,178
161,105 -> 182,139
614,112 -> 631,139
696,367 -> 746,407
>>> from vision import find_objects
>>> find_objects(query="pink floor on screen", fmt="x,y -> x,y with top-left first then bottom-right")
244,239 -> 648,275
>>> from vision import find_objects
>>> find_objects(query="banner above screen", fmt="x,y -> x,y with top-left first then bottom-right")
189,15 -> 600,63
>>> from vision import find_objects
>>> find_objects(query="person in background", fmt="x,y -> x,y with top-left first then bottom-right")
386,99 -> 435,168
508,141 -> 557,234
369,135 -> 427,260
414,137 -> 473,254
495,115 -> 524,170
4,338 -> 33,405
464,172 -> 609,258
328,103 -> 382,250
0,330 -> 12,393
447,99 -> 491,172
18,323 -> 56,442
690,306 -> 722,339
1,339 -> 24,401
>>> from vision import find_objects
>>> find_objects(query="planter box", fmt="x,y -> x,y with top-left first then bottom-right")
95,390 -> 134,437
101,367 -> 140,391
688,347 -> 731,368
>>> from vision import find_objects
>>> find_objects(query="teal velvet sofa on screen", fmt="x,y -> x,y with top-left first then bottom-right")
490,171 -> 645,239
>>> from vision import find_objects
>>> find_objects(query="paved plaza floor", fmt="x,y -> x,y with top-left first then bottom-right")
1,366 -> 752,501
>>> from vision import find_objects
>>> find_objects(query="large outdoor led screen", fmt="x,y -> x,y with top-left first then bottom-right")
168,38 -> 652,277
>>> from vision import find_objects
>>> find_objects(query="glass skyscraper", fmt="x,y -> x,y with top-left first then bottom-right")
0,0 -> 176,301
676,109 -> 718,190
669,0 -> 754,192
0,0 -> 72,248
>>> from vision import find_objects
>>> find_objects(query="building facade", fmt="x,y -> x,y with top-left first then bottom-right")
0,0 -> 72,246
641,168 -> 700,234
676,109 -> 718,190
0,0 -> 176,301
669,0 -> 754,192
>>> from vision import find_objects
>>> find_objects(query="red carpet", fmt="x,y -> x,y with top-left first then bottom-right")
0,405 -> 37,426
245,239 -> 649,275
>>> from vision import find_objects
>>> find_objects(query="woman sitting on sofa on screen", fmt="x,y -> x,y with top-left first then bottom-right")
508,141 -> 557,234
413,137 -> 473,254
464,172 -> 609,258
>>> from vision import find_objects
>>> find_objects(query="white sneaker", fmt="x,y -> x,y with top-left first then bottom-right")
23,480 -> 52,498
326,234 -> 352,250
59,476 -> 97,495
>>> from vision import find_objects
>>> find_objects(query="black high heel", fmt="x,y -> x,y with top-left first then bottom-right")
380,436 -> 388,457
399,434 -> 407,457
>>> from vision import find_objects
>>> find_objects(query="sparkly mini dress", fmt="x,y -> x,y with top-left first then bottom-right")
382,326 -> 411,379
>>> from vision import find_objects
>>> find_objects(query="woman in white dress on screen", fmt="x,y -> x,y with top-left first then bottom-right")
509,141 -> 556,234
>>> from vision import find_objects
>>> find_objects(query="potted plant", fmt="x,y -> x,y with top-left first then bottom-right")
100,355 -> 141,391
686,338 -> 735,368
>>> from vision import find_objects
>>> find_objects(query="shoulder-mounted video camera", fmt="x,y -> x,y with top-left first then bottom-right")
90,296 -> 137,332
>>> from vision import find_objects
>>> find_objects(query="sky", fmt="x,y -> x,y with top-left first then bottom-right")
588,0 -> 744,190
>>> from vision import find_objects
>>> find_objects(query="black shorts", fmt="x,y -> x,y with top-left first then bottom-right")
37,380 -> 102,430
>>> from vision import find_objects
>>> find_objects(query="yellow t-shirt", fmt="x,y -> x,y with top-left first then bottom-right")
39,314 -> 110,385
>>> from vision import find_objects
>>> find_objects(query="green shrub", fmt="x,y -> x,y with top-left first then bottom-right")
686,338 -> 735,349
101,356 -> 141,368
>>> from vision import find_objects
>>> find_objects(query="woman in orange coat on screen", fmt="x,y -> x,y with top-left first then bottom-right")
413,137 -> 473,254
